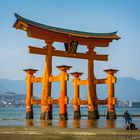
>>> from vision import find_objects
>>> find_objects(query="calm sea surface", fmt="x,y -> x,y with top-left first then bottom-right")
0,107 -> 140,128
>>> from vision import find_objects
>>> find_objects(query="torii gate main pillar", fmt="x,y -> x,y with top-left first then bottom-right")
40,41 -> 54,120
87,45 -> 99,119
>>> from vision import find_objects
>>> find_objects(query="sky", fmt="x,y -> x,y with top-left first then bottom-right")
0,0 -> 140,80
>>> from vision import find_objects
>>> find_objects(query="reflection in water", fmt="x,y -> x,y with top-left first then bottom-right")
26,120 -> 34,126
59,120 -> 67,128
87,119 -> 98,128
106,120 -> 116,128
25,118 -> 117,128
72,119 -> 80,128
40,120 -> 53,127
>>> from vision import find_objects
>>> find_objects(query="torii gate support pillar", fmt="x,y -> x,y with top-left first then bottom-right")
104,69 -> 118,120
24,69 -> 38,119
71,72 -> 83,119
57,65 -> 72,120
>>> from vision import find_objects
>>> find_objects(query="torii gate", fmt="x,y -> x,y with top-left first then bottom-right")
13,14 -> 120,120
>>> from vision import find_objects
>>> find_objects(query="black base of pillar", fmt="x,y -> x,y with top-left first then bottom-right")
26,111 -> 33,119
60,113 -> 68,120
40,111 -> 52,120
88,110 -> 99,119
106,111 -> 117,120
74,111 -> 81,119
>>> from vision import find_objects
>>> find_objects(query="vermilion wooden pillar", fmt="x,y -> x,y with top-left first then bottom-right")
87,45 -> 99,119
104,69 -> 118,120
40,41 -> 54,120
71,72 -> 83,119
24,69 -> 37,119
57,65 -> 72,120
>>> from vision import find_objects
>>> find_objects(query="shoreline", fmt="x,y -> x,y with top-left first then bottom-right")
0,126 -> 140,140
81,114 -> 140,117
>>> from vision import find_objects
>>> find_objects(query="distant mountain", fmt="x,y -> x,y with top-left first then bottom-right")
116,78 -> 140,101
0,77 -> 140,101
0,79 -> 25,94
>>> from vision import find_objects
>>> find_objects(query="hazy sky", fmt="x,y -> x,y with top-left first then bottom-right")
0,0 -> 140,80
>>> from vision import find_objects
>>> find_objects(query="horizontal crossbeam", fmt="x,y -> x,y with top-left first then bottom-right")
31,98 -> 109,105
49,75 -> 60,82
77,80 -> 87,85
94,79 -> 107,84
31,77 -> 42,83
97,99 -> 107,105
31,98 -> 62,105
79,100 -> 88,105
29,46 -> 108,61
31,98 -> 41,104
51,99 -> 59,104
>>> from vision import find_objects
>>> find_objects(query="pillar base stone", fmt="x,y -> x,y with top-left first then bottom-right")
106,111 -> 116,120
40,111 -> 52,120
88,110 -> 99,119
74,111 -> 81,119
60,113 -> 68,120
26,111 -> 33,119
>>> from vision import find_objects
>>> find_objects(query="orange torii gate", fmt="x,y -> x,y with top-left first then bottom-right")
14,14 -> 120,120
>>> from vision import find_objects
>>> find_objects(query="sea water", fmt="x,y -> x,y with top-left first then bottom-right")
0,107 -> 140,128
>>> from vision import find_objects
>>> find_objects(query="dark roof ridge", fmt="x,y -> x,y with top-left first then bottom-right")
14,13 -> 119,38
